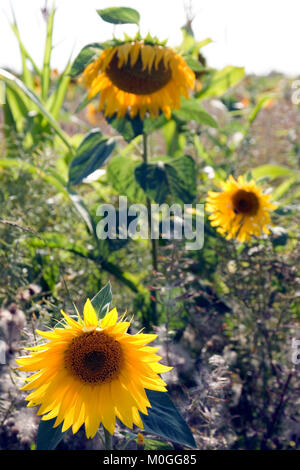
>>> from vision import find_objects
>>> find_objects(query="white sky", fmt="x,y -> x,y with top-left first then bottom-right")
0,0 -> 300,76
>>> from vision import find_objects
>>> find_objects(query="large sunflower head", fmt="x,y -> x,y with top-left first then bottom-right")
205,175 -> 278,243
81,39 -> 195,120
16,299 -> 172,438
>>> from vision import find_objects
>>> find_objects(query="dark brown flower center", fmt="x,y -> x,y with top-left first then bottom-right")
232,189 -> 259,216
64,331 -> 123,384
105,52 -> 172,95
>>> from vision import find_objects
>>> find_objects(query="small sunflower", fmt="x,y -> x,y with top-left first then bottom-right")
16,299 -> 172,438
205,175 -> 278,242
82,40 -> 195,120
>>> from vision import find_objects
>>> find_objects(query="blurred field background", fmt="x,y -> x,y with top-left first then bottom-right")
0,1 -> 300,450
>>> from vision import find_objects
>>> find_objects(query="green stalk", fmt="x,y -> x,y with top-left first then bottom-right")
41,5 -> 55,101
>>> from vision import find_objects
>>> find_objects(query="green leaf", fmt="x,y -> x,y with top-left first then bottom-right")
142,390 -> 197,449
91,281 -> 112,316
143,114 -> 167,135
184,56 -> 206,72
248,94 -> 277,124
106,113 -> 144,142
106,112 -> 167,141
174,97 -> 218,127
197,65 -> 245,100
270,176 -> 296,200
36,418 -> 65,450
179,28 -> 212,56
70,43 -> 104,78
5,83 -> 29,132
144,438 -> 173,450
0,158 -> 69,195
97,7 -> 140,25
107,154 -> 146,203
75,91 -> 90,113
135,155 -> 196,204
251,164 -> 296,181
69,130 -> 115,185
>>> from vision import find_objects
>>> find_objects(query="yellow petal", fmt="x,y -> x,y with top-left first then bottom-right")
100,307 -> 118,328
83,298 -> 98,327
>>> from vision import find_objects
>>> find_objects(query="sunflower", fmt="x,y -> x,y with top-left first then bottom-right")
16,299 -> 172,438
81,40 -> 195,120
205,175 -> 278,242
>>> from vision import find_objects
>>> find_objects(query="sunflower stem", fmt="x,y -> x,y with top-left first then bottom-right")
103,427 -> 113,450
142,133 -> 158,272
142,132 -> 158,324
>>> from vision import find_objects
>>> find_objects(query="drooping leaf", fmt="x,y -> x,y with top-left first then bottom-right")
106,112 -> 167,141
68,130 -> 115,185
107,154 -> 147,203
135,155 -> 196,204
97,7 -> 140,25
106,113 -> 144,142
142,390 -> 197,449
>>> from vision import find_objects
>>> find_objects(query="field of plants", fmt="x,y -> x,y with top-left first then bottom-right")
0,4 -> 300,451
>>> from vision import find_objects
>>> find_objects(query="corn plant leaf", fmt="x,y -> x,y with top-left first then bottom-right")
0,68 -> 71,150
47,60 -> 72,119
97,7 -> 140,25
142,390 -> 197,449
